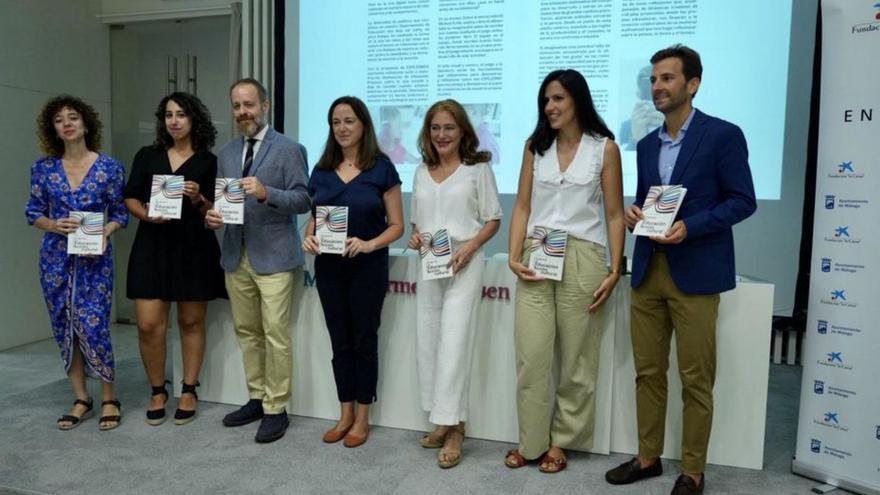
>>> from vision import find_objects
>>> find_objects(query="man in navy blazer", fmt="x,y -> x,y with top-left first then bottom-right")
206,78 -> 311,443
605,46 -> 756,495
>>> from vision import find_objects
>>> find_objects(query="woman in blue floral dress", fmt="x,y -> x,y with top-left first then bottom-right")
25,95 -> 129,430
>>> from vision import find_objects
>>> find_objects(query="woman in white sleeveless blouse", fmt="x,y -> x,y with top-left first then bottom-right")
408,99 -> 502,469
504,70 -> 625,473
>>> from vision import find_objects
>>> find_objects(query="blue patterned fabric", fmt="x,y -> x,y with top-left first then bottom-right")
25,154 -> 128,382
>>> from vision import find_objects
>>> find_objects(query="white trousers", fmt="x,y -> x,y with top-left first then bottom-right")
416,249 -> 484,425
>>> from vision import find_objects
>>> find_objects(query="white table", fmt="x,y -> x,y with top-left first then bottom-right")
173,253 -> 773,469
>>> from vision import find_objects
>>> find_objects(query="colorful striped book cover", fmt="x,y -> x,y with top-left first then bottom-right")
633,185 -> 687,237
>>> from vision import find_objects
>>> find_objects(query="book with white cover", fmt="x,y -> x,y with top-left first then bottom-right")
67,211 -> 105,255
148,174 -> 184,219
214,178 -> 245,224
315,206 -> 348,255
527,226 -> 567,281
419,228 -> 453,280
633,185 -> 687,237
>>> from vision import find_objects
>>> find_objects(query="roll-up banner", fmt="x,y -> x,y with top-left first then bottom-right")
792,2 -> 880,494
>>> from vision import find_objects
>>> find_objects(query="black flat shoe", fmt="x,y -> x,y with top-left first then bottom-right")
255,412 -> 289,443
99,399 -> 122,431
174,381 -> 200,425
146,380 -> 170,426
605,457 -> 663,485
222,398 -> 264,427
671,473 -> 705,495
57,397 -> 94,430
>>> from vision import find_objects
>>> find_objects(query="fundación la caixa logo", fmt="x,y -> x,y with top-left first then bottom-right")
820,288 -> 857,308
814,411 -> 850,432
824,225 -> 862,244
828,160 -> 864,179
851,3 -> 880,34
818,351 -> 854,371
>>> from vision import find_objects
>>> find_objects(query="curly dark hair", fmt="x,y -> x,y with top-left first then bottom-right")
36,95 -> 103,157
154,92 -> 217,152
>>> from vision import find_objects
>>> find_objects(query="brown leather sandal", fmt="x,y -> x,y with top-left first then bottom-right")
538,451 -> 568,473
504,448 -> 530,468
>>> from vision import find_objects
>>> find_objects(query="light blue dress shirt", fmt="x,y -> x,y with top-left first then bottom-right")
657,108 -> 696,185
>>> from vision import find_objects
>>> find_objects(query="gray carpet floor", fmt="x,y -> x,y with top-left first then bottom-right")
0,325 -> 840,495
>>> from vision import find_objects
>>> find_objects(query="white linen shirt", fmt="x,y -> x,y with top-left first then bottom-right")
410,161 -> 502,242
527,133 -> 608,246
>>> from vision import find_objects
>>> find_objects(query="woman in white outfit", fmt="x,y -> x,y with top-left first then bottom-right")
408,99 -> 502,469
504,69 -> 625,473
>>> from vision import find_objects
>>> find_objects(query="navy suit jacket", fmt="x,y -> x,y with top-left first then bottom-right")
631,109 -> 757,295
216,126 -> 311,274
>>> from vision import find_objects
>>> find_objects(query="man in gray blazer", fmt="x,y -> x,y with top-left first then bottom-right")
205,78 -> 310,443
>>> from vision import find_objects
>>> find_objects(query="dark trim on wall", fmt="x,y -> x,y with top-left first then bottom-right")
791,1 -> 823,333
273,0 -> 285,133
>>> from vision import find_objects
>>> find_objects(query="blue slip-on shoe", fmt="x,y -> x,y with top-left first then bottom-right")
255,411 -> 290,443
222,398 -> 264,427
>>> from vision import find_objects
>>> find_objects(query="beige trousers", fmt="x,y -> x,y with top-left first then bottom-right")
631,253 -> 720,473
514,237 -> 608,459
225,249 -> 300,414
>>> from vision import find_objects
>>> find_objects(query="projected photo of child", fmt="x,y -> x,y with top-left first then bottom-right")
378,105 -> 421,165
463,103 -> 501,166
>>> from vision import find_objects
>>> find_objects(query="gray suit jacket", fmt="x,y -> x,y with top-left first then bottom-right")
216,126 -> 310,274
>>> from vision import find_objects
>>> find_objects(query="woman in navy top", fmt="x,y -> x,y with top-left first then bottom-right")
303,96 -> 403,448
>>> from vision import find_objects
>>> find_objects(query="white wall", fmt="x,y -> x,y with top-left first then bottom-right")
0,0 -> 112,350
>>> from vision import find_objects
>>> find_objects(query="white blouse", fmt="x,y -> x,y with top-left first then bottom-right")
410,161 -> 503,242
527,133 -> 608,246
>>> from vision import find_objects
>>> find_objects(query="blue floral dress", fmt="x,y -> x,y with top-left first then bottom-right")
25,154 -> 128,383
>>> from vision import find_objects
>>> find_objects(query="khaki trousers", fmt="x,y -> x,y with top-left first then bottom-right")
631,253 -> 720,473
514,237 -> 608,459
225,249 -> 300,414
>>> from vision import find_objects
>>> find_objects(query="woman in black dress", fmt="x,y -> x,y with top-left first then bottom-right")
124,92 -> 225,426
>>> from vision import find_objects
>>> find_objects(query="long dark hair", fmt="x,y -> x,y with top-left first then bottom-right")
417,99 -> 491,167
528,69 -> 614,156
36,95 -> 103,157
154,92 -> 217,153
316,96 -> 387,171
